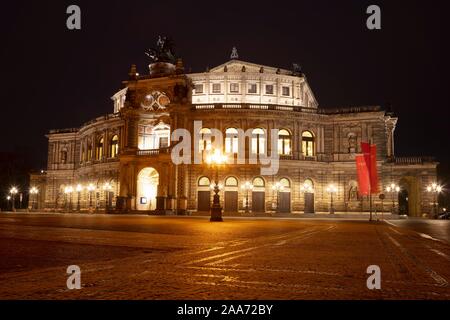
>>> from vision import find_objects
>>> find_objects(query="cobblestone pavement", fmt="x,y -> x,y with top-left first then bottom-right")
0,213 -> 449,299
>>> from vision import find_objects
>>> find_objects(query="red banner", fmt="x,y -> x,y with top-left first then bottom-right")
370,144 -> 379,193
357,142 -> 379,194
356,155 -> 370,196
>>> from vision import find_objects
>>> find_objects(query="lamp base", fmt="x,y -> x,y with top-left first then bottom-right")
210,205 -> 223,222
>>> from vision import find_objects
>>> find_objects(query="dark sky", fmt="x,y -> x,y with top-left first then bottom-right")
1,1 -> 449,180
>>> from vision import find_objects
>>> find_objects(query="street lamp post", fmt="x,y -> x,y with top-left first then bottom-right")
76,184 -> 83,211
326,184 -> 338,214
427,183 -> 442,218
64,186 -> 74,212
386,183 -> 400,214
9,187 -> 18,212
241,181 -> 254,214
206,149 -> 227,222
29,187 -> 39,211
6,196 -> 11,211
87,184 -> 95,211
103,182 -> 112,212
272,182 -> 284,213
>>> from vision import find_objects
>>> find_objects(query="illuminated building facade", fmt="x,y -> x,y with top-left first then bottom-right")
30,48 -> 438,217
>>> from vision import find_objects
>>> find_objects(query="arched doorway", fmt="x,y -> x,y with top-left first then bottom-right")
224,177 -> 239,213
137,167 -> 159,211
397,177 -> 421,217
252,177 -> 266,213
278,178 -> 291,213
302,179 -> 315,214
197,176 -> 211,212
398,188 -> 409,215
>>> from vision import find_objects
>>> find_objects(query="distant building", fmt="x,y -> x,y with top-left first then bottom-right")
31,50 -> 438,216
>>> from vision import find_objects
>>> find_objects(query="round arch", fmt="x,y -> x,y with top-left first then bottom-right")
136,167 -> 159,211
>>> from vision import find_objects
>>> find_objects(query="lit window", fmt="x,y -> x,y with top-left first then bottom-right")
282,86 -> 290,96
87,143 -> 93,160
280,178 -> 290,188
251,128 -> 266,155
195,84 -> 203,94
253,177 -> 265,187
230,83 -> 239,93
278,129 -> 291,155
96,138 -> 104,160
80,146 -> 85,163
265,85 -> 274,95
138,124 -> 170,150
302,179 -> 314,193
199,128 -> 212,152
225,128 -> 239,154
212,83 -> 221,93
248,83 -> 257,94
302,131 -> 315,157
225,177 -> 238,187
110,135 -> 119,158
198,176 -> 211,186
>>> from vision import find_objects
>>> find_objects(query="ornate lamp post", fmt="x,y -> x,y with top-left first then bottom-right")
427,183 -> 442,218
64,186 -> 74,212
87,184 -> 96,211
29,187 -> 39,211
103,182 -> 112,211
241,181 -> 254,214
76,184 -> 83,211
386,183 -> 400,214
326,184 -> 338,214
6,195 -> 11,211
206,149 -> 227,222
272,182 -> 284,213
9,187 -> 18,212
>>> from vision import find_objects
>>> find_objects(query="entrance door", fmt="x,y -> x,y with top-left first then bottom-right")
279,192 -> 291,213
198,191 -> 211,212
224,191 -> 238,213
304,193 -> 315,213
252,191 -> 265,213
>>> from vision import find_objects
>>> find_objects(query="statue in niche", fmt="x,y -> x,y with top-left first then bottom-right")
348,133 -> 357,153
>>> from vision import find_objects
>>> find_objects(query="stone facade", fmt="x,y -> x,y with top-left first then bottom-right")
30,58 -> 438,217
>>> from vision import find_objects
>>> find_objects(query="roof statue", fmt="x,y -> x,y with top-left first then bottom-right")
145,36 -> 176,64
230,46 -> 239,60
292,63 -> 302,75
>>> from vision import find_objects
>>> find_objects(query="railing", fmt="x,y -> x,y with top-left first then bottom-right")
192,104 -> 384,115
391,156 -> 436,165
193,103 -> 317,113
319,106 -> 382,114
136,147 -> 171,156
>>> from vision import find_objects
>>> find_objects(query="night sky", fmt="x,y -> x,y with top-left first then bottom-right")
1,1 -> 449,183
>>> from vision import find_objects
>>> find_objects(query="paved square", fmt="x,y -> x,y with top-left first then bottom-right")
0,214 -> 449,299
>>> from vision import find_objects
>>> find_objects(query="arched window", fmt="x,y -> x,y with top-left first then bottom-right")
199,128 -> 212,152
280,178 -> 291,188
225,128 -> 239,154
81,145 -> 85,163
153,123 -> 170,148
87,142 -> 93,161
278,129 -> 292,155
198,176 -> 211,187
301,179 -> 314,193
225,176 -> 238,187
253,177 -> 265,187
302,131 -> 315,157
110,135 -> 119,158
251,128 -> 266,155
96,137 -> 104,160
